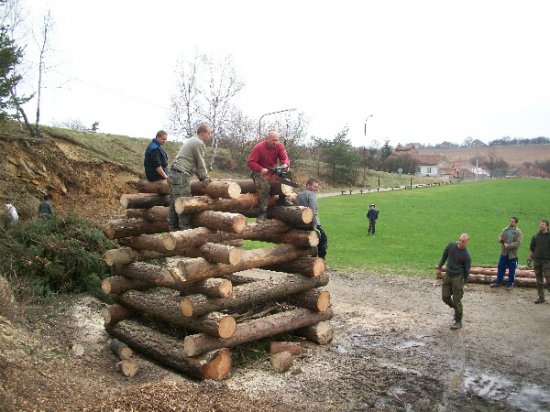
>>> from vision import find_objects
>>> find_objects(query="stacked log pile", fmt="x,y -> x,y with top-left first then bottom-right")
438,265 -> 536,287
101,178 -> 333,380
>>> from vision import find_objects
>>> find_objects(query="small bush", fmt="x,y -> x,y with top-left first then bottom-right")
0,215 -> 116,299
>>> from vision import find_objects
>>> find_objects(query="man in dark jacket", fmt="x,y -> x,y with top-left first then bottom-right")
144,130 -> 169,182
437,233 -> 471,330
366,203 -> 379,235
38,195 -> 53,219
529,219 -> 550,304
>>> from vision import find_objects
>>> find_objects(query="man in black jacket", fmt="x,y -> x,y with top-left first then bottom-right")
530,220 -> 550,304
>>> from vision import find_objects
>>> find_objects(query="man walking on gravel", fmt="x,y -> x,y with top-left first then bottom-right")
529,219 -> 550,304
437,233 -> 471,330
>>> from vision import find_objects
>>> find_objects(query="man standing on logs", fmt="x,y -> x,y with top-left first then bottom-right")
247,130 -> 291,222
168,124 -> 211,231
293,178 -> 328,260
144,130 -> 169,182
529,219 -> 550,304
436,233 -> 471,330
491,217 -> 522,290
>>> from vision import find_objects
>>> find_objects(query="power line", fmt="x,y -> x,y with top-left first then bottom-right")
51,69 -> 167,110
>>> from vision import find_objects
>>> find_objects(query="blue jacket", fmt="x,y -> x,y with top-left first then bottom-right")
144,139 -> 168,181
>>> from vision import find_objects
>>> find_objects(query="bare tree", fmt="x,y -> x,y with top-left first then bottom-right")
34,9 -> 53,137
264,111 -> 309,165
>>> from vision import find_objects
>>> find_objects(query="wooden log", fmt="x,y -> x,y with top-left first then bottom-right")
270,341 -> 302,355
271,351 -> 293,373
163,227 -> 215,251
116,290 -> 236,338
172,244 -> 311,284
267,206 -> 313,225
436,271 -> 536,287
440,267 -> 535,279
190,180 -> 241,199
231,179 -> 293,196
179,194 -> 258,214
116,359 -> 139,377
118,234 -> 173,253
266,257 -> 325,277
264,230 -> 319,248
220,239 -> 244,247
126,206 -> 168,222
296,321 -> 334,345
215,219 -> 291,241
103,247 -> 179,266
103,218 -> 169,240
102,276 -> 151,295
110,338 -> 133,359
120,193 -> 170,209
137,179 -> 170,195
113,262 -> 232,297
191,211 -> 247,234
183,307 -> 334,357
106,319 -> 232,380
196,243 -> 242,265
289,289 -> 331,312
102,304 -> 133,325
180,272 -> 330,317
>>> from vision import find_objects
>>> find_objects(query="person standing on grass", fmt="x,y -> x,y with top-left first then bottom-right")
366,203 -> 379,235
144,130 -> 169,182
491,217 -> 522,290
529,219 -> 550,304
437,233 -> 471,330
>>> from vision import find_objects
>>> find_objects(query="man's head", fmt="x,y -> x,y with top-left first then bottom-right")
265,130 -> 280,148
197,123 -> 212,142
155,130 -> 168,145
509,217 -> 518,227
305,178 -> 320,192
539,220 -> 549,233
457,233 -> 470,249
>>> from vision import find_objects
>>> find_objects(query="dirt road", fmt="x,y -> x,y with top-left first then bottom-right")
2,270 -> 550,411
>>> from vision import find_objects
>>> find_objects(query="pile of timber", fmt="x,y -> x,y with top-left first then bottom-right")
101,178 -> 333,381
438,265 -> 536,287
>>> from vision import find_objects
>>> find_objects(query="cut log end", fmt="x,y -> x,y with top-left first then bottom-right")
271,351 -> 294,373
218,316 -> 237,339
232,215 -> 247,234
316,291 -> 331,312
101,307 -> 112,324
312,258 -> 326,277
301,208 -> 314,225
202,348 -> 232,380
227,182 -> 242,199
101,279 -> 112,295
218,279 -> 233,298
181,297 -> 194,317
117,359 -> 139,377
227,248 -> 243,266
163,234 -> 177,250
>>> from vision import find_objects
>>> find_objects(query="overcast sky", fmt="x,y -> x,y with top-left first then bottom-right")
20,0 -> 550,147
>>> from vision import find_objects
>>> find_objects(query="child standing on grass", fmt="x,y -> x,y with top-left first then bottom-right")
366,203 -> 379,235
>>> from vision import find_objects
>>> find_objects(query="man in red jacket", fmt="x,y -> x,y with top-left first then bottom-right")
247,130 -> 291,222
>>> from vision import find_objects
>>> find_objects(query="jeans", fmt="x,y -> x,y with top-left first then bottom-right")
496,255 -> 518,286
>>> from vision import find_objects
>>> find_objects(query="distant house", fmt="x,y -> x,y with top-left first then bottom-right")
416,154 -> 447,177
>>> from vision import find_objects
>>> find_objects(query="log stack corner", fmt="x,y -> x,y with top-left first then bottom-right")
101,178 -> 334,381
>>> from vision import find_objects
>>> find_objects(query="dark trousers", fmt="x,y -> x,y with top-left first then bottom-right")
316,225 -> 328,259
496,255 -> 518,286
442,274 -> 464,321
368,220 -> 376,234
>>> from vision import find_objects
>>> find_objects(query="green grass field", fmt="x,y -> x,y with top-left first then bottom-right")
318,179 -> 550,276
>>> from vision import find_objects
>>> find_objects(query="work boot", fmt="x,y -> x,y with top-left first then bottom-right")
490,282 -> 501,288
506,283 -> 515,291
450,321 -> 462,330
256,210 -> 267,223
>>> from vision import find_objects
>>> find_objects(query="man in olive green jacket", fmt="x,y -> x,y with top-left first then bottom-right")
491,217 -> 522,289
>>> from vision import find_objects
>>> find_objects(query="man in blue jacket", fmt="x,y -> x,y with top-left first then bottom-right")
144,130 -> 169,182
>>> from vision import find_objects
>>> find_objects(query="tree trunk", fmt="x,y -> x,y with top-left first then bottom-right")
190,180 -> 241,199
243,206 -> 313,226
113,262 -> 233,297
118,234 -> 173,253
172,244 -> 311,284
271,351 -> 293,373
163,227 -> 215,251
175,194 -> 257,215
191,211 -> 247,234
103,247 -> 179,267
120,193 -> 170,209
102,276 -> 151,295
270,341 -> 302,355
116,289 -> 236,338
116,359 -> 140,377
103,218 -> 169,240
289,288 -> 331,312
230,179 -> 293,196
126,206 -> 168,222
183,307 -> 334,357
110,338 -> 133,359
102,304 -> 133,325
180,272 -> 330,317
296,321 -> 333,345
106,319 -> 232,380
436,271 -> 536,287
265,257 -> 325,277
214,219 -> 290,241
137,179 -> 170,195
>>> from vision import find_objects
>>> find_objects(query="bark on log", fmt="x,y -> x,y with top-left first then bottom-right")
163,227 -> 215,251
116,289 -> 236,338
183,307 -> 334,357
102,276 -> 151,295
191,179 -> 291,196
270,341 -> 302,355
191,211 -> 247,234
266,257 -> 325,277
215,219 -> 290,241
120,193 -> 170,209
112,262 -> 233,297
190,180 -> 241,199
103,218 -> 169,240
267,206 -> 313,225
110,338 -> 133,359
137,179 -> 170,195
296,321 -> 333,345
174,194 -> 258,214
271,351 -> 293,373
118,234 -> 173,253
440,267 -> 535,279
102,304 -> 133,325
116,359 -> 139,377
436,271 -> 536,287
172,244 -> 311,284
126,206 -> 168,222
289,289 -> 331,312
103,247 -> 179,267
180,272 -> 330,317
106,319 -> 232,380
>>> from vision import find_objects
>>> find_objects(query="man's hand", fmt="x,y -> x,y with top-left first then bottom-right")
261,168 -> 269,176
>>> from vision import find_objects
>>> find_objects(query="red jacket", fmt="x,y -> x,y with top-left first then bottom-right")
247,140 -> 290,172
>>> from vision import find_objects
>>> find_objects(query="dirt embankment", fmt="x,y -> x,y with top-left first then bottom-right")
0,134 -> 139,222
